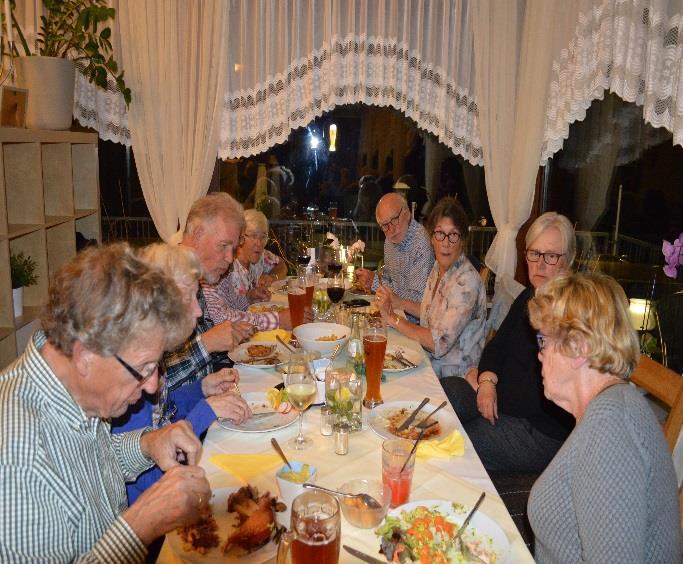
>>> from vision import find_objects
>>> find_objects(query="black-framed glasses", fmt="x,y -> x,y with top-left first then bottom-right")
536,333 -> 548,352
378,207 -> 404,231
243,232 -> 269,243
525,249 -> 565,265
115,355 -> 157,386
432,230 -> 461,244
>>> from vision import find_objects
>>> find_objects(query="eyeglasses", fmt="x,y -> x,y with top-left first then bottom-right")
378,207 -> 404,231
243,232 -> 269,243
115,355 -> 158,386
536,333 -> 548,352
432,230 -> 461,244
525,249 -> 565,265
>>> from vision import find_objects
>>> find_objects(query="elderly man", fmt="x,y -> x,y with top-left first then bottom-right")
0,244 -> 211,562
164,192 -> 255,392
356,192 -> 434,322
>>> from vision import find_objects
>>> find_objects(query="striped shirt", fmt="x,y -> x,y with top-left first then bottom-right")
201,280 -> 279,331
0,331 -> 153,563
372,218 -> 435,321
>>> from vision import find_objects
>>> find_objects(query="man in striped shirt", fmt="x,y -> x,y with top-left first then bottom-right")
0,245 -> 211,562
356,192 -> 434,322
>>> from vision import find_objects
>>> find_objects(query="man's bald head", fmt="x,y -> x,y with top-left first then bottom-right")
376,192 -> 410,244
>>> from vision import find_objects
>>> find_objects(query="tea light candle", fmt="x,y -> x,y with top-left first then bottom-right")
628,298 -> 656,331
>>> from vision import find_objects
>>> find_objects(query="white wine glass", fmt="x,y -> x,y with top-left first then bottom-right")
285,352 -> 317,450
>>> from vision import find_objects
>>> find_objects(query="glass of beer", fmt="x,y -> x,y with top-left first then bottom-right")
277,490 -> 341,564
285,352 -> 318,450
288,274 -> 307,328
362,317 -> 387,409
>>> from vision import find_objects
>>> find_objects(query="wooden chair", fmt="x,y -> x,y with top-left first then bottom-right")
630,354 -> 683,451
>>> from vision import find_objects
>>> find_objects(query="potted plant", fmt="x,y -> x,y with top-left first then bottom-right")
9,0 -> 131,130
10,251 -> 38,318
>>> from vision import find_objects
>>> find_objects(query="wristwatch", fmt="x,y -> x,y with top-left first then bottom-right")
477,374 -> 498,387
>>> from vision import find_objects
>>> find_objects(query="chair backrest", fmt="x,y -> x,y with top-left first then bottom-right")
630,354 -> 683,452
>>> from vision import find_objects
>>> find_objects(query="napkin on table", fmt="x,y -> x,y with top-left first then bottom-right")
209,453 -> 282,483
416,430 -> 465,460
251,329 -> 292,343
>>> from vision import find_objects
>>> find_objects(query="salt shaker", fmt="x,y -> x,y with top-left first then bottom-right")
334,422 -> 349,455
320,405 -> 334,436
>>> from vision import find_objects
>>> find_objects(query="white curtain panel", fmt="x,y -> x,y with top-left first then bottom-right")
220,0 -> 482,164
473,0 -> 558,281
541,0 -> 683,162
117,0 -> 229,242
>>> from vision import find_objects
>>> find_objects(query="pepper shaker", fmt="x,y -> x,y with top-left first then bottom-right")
320,405 -> 334,436
334,422 -> 349,455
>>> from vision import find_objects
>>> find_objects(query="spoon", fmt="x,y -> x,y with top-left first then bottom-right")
400,421 -> 438,473
329,343 -> 342,361
302,483 -> 382,510
270,437 -> 292,471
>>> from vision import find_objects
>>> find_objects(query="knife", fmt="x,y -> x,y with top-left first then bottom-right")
396,397 -> 430,432
343,544 -> 386,564
249,411 -> 279,419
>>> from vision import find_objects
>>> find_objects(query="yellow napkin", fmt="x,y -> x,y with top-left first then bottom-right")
209,453 -> 282,483
416,430 -> 465,460
251,329 -> 292,343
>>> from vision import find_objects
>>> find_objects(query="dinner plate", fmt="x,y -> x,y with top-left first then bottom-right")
270,277 -> 293,294
383,344 -> 422,373
247,301 -> 287,314
166,486 -> 279,563
385,499 -> 510,563
217,392 -> 298,433
368,400 -> 457,441
227,341 -> 290,369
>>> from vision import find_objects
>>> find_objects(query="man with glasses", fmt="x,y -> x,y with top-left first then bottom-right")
164,193 -> 256,392
0,244 -> 211,561
356,192 -> 434,322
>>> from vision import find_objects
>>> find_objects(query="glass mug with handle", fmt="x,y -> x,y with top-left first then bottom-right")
277,490 -> 341,564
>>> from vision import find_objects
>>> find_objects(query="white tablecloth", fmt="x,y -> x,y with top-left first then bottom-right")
158,327 -> 534,563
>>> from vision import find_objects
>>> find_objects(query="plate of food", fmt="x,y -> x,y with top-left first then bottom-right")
228,341 -> 289,369
368,400 -> 456,441
168,484 -> 286,563
217,392 -> 298,433
270,277 -> 292,294
383,345 -> 422,372
247,301 -> 287,314
376,499 -> 510,563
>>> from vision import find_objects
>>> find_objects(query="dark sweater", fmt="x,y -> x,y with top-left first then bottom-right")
478,287 -> 574,440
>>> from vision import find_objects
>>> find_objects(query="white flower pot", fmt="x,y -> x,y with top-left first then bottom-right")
15,56 -> 75,130
12,287 -> 23,318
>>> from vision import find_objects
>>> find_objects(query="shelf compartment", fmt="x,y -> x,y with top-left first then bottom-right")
0,241 -> 11,329
43,143 -> 74,217
47,221 -> 76,279
73,144 -> 98,211
9,230 -> 48,313
76,213 -> 101,243
0,147 -> 6,237
4,143 -> 44,226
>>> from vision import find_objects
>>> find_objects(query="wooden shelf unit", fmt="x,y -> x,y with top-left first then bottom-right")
0,128 -> 100,368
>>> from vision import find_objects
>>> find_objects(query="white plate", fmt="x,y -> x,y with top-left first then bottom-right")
383,344 -> 422,373
368,400 -> 457,441
228,341 -> 290,369
217,392 -> 298,433
385,499 -> 510,563
166,486 -> 279,563
247,301 -> 287,314
270,277 -> 293,293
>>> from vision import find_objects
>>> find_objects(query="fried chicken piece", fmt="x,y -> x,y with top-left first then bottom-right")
222,486 -> 285,554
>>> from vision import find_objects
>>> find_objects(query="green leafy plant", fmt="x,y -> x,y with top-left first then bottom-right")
10,252 -> 38,289
10,0 -> 131,107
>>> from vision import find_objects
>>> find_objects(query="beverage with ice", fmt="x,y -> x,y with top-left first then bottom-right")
382,438 -> 415,508
325,366 -> 362,431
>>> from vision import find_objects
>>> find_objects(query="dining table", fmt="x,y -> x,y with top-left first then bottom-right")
157,299 -> 535,563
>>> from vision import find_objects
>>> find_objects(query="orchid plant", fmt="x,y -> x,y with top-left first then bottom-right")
662,234 -> 682,279
347,239 -> 365,261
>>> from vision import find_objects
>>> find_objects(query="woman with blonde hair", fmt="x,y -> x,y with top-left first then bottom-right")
112,243 -> 251,504
527,272 -> 679,562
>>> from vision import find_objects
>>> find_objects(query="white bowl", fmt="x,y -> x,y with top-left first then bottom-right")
293,322 -> 350,358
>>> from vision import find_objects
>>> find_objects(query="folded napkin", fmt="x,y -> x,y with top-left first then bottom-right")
416,430 -> 465,461
209,453 -> 282,483
251,329 -> 292,343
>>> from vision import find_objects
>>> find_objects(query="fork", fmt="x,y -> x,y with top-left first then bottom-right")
395,349 -> 416,368
415,400 -> 447,428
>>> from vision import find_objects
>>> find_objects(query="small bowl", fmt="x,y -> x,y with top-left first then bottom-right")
293,322 -> 350,358
276,462 -> 317,527
338,479 -> 391,528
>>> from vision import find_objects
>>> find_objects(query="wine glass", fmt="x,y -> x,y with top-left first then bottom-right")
326,271 -> 345,322
285,352 -> 318,450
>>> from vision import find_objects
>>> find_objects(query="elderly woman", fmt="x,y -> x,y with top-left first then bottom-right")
112,243 -> 252,504
0,243 -> 210,560
376,197 -> 487,378
442,212 -> 576,473
527,272 -> 680,562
